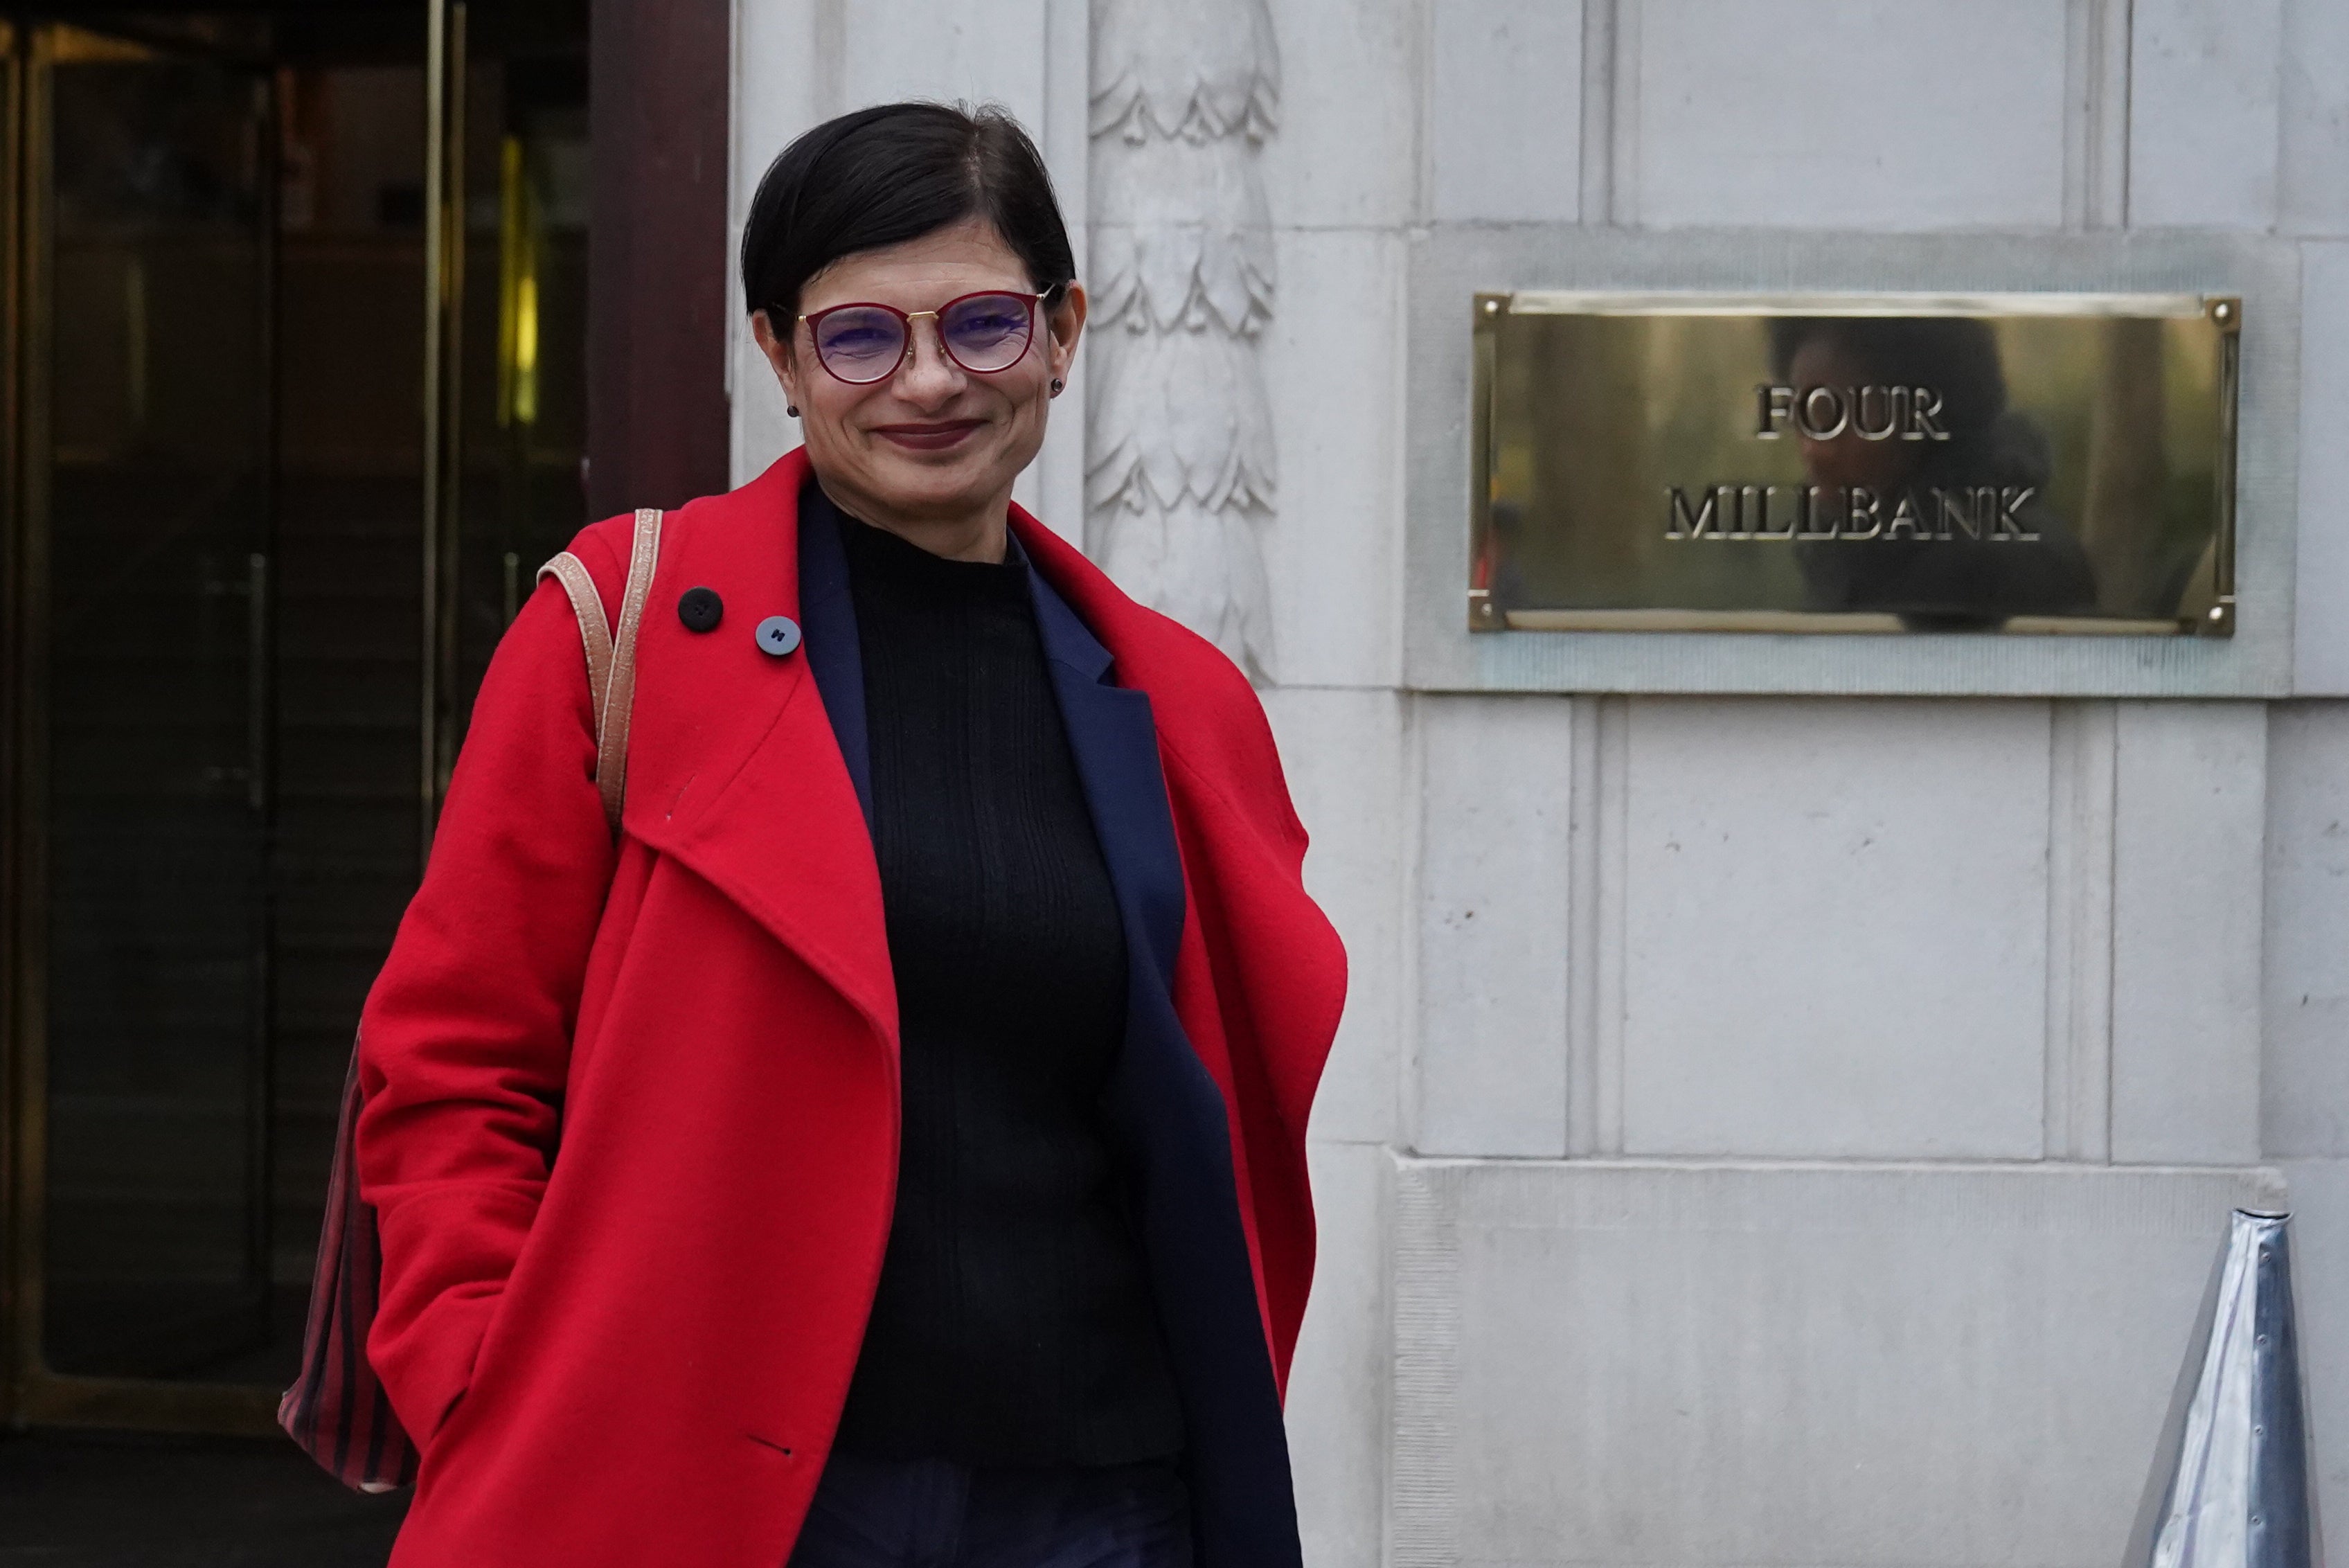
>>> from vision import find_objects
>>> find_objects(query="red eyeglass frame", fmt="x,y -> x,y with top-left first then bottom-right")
793,288 -> 1053,384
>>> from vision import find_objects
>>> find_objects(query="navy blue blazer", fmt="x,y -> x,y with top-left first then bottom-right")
795,489 -> 1304,1568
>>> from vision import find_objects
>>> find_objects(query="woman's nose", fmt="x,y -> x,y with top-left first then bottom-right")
893,320 -> 965,405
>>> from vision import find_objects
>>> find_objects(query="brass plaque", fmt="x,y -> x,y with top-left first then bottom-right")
1470,292 -> 2240,635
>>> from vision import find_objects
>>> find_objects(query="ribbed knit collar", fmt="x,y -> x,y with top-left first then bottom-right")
825,488 -> 1032,607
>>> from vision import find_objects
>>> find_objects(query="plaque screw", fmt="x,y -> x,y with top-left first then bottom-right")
1483,299 -> 1501,316
2210,606 -> 2226,621
2213,301 -> 2235,323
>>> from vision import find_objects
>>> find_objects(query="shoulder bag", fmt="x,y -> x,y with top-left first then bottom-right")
277,508 -> 663,1489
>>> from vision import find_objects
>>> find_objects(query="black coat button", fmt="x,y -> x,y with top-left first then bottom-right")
755,615 -> 802,657
677,586 -> 723,632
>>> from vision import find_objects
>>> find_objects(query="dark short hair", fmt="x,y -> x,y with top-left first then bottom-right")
740,102 -> 1075,328
1768,316 -> 2008,438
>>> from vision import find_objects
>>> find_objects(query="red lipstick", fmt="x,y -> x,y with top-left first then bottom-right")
873,420 -> 983,452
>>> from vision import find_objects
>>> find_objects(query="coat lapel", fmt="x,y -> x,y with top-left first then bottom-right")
1026,570 -> 1185,986
619,452 -> 898,1046
1024,555 -> 1307,1568
794,485 -> 873,828
1009,508 -> 1348,1155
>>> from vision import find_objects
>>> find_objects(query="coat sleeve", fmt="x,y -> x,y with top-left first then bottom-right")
354,553 -> 620,1447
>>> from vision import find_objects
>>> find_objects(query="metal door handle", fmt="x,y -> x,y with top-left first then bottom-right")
245,551 -> 268,814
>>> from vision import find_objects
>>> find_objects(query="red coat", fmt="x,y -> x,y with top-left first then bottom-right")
355,449 -> 1347,1567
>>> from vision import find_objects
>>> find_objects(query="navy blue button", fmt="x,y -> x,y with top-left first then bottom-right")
677,587 -> 723,632
755,615 -> 802,657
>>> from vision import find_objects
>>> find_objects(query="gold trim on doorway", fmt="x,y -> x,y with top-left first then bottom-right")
46,27 -> 159,64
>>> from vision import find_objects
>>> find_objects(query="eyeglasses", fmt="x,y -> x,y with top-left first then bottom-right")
795,289 -> 1049,385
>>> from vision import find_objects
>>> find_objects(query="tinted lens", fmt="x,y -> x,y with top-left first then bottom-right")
812,306 -> 906,381
940,293 -> 1035,372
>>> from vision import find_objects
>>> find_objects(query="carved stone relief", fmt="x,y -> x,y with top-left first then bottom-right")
1086,0 -> 1279,682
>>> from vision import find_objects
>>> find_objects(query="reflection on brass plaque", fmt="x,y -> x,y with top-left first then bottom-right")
1469,293 -> 2239,635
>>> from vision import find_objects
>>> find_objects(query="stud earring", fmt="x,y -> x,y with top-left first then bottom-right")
1048,378 -> 1064,396
787,404 -> 800,418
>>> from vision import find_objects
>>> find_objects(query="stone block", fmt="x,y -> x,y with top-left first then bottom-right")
728,0 -> 819,489
2282,0 -> 2349,235
2111,701 -> 2266,1164
2294,243 -> 2349,692
1428,0 -> 1583,223
1625,0 -> 2069,229
2129,0 -> 2283,230
1287,1139 -> 1391,1568
1413,695 -> 1573,1157
1263,687 -> 1408,1146
2264,702 -> 2349,1157
1619,698 -> 2052,1159
1262,0 -> 1420,226
1391,1156 -> 2287,1568
730,333 -> 797,490
731,0 -> 819,172
839,0 -> 1047,130
1262,228 -> 1406,689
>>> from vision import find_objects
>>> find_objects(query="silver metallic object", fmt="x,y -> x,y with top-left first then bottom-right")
2127,1209 -> 2323,1568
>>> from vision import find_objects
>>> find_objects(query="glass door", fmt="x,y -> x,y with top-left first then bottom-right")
3,3 -> 589,1433
20,23 -> 281,1423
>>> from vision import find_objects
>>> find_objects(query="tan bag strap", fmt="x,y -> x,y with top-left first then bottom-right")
538,555 -> 612,715
535,507 -> 663,833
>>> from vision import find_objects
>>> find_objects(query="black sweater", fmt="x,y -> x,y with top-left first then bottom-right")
825,498 -> 1185,1465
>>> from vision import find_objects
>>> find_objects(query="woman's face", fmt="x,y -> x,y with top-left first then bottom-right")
753,217 -> 1083,543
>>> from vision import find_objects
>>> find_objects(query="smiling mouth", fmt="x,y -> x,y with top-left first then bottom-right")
873,420 -> 984,452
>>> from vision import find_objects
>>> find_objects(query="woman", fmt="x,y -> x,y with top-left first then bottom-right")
353,103 -> 1345,1568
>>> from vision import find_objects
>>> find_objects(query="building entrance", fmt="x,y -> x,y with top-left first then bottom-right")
3,0 -> 588,1438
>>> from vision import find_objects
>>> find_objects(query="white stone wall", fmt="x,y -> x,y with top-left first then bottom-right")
730,2 -> 2349,1564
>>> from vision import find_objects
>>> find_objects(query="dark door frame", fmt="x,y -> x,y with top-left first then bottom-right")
584,0 -> 730,519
